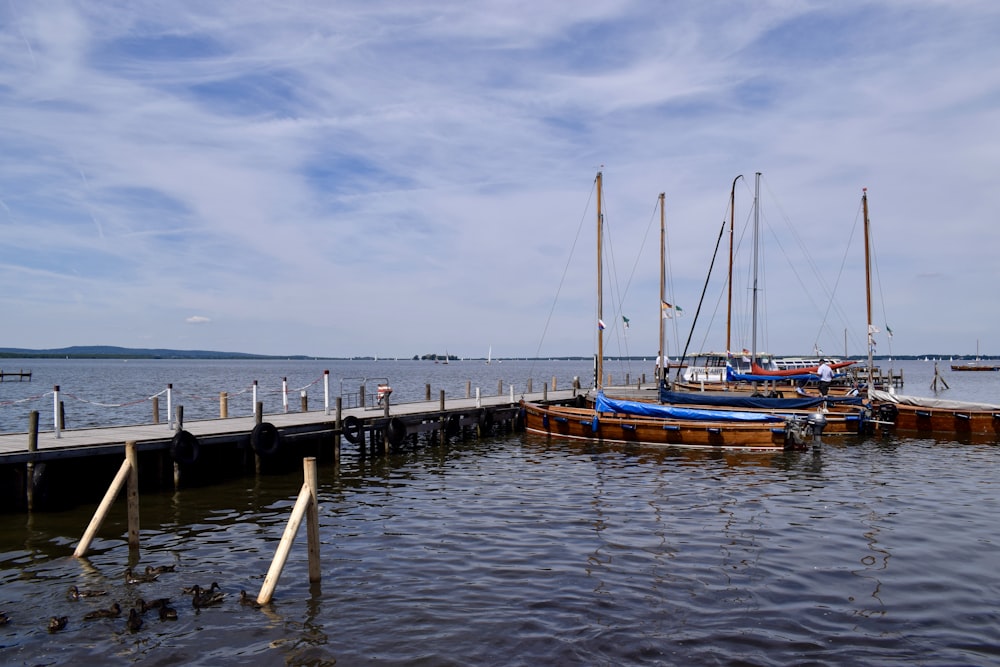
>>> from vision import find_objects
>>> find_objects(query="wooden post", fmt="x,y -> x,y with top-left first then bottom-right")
334,397 -> 342,464
59,401 -> 65,431
527,378 -> 533,393
360,384 -> 366,409
439,390 -> 445,411
151,396 -> 159,424
425,383 -> 431,401
220,392 -> 229,418
466,380 -> 471,399
125,441 -> 140,551
497,379 -> 503,396
75,441 -> 139,558
175,405 -> 184,432
256,457 -> 320,605
543,383 -> 548,401
27,411 -> 38,511
551,376 -> 557,391
255,401 -> 264,474
300,390 -> 308,413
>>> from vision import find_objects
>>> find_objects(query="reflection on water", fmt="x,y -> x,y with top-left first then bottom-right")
2,433 -> 1000,665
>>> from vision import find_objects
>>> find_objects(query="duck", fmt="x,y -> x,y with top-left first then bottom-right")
182,581 -> 220,595
124,567 -> 159,584
239,590 -> 262,609
158,605 -> 178,621
83,602 -> 122,620
0,610 -> 10,625
136,597 -> 172,614
191,583 -> 224,608
67,585 -> 107,600
126,607 -> 143,632
48,616 -> 68,633
145,564 -> 175,575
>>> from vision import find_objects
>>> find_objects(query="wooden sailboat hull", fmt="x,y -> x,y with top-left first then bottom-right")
881,402 -> 1000,439
522,401 -> 804,451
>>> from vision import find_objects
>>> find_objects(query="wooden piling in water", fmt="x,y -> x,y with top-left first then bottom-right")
256,457 -> 320,605
74,441 -> 139,558
27,411 -> 38,511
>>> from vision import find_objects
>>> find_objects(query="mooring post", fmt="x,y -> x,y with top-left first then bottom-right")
324,370 -> 330,416
220,392 -> 229,419
301,390 -> 308,413
475,387 -> 481,408
527,378 -> 533,393
175,405 -> 184,432
125,441 -> 140,552
552,376 -> 557,391
425,383 -> 431,401
255,401 -> 263,425
543,383 -> 548,401
252,380 -> 258,414
360,383 -> 366,409
282,377 -> 289,413
166,384 -> 173,430
152,395 -> 159,424
53,385 -> 61,439
497,379 -> 503,396
59,401 -> 65,431
334,397 -> 342,463
27,411 -> 38,511
256,457 -> 320,605
439,389 -> 445,411
466,380 -> 471,399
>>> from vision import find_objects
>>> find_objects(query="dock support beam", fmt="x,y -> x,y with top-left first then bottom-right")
257,456 -> 320,605
75,441 -> 140,558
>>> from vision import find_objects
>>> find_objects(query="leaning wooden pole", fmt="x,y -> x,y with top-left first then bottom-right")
257,457 -> 320,605
75,441 -> 139,558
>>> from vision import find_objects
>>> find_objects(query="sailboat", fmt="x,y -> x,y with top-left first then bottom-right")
949,340 -> 997,371
521,171 -> 818,451
485,345 -> 491,365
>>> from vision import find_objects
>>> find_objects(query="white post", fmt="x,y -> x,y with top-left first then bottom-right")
509,385 -> 514,402
166,384 -> 173,430
475,387 -> 481,408
323,370 -> 330,416
282,377 -> 289,413
252,380 -> 258,415
53,385 -> 61,439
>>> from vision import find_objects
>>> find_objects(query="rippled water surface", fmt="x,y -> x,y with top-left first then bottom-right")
2,359 -> 1000,664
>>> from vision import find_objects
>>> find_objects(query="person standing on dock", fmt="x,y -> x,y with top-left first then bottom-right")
817,359 -> 834,397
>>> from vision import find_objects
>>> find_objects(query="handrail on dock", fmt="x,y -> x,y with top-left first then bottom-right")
0,369 -> 32,382
257,457 -> 320,605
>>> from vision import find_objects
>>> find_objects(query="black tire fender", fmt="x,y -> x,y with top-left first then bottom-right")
170,430 -> 200,465
343,415 -> 363,444
250,422 -> 281,457
386,417 -> 407,446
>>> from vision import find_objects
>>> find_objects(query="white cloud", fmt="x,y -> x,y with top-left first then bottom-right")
186,316 -> 211,324
1,1 -> 999,357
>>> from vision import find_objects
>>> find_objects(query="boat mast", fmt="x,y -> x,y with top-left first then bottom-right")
751,172 -> 761,369
658,192 -> 666,383
727,175 -> 743,360
863,187 -> 874,398
596,171 -> 604,391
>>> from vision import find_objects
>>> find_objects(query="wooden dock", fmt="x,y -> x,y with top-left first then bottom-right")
0,369 -> 31,382
0,388 -> 585,512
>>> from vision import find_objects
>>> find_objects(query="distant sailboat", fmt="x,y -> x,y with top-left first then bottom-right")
485,345 -> 492,365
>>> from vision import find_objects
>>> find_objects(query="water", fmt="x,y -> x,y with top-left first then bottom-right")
1,358 -> 999,665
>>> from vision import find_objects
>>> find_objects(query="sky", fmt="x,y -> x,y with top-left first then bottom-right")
2,1 -> 999,360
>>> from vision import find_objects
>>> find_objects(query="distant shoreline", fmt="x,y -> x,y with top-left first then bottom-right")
0,346 -> 976,362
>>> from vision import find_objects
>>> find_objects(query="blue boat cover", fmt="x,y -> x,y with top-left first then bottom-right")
595,392 -> 784,422
659,388 -> 863,409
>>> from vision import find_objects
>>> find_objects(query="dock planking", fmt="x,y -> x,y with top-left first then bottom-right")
0,389 -> 582,464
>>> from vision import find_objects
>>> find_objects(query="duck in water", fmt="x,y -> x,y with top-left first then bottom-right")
83,602 -> 121,620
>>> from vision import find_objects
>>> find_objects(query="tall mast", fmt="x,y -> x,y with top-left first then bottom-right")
863,187 -> 873,398
658,192 -> 666,383
727,174 -> 743,360
751,172 -> 761,365
596,171 -> 604,391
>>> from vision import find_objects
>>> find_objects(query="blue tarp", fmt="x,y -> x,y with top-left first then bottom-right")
595,392 -> 784,422
659,388 -> 863,409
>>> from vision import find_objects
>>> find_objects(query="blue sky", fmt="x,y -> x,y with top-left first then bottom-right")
2,1 -> 999,359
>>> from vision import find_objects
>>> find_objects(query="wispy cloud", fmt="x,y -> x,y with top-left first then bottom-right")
2,1 -> 998,357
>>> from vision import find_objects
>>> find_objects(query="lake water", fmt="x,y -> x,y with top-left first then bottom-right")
1,358 -> 999,665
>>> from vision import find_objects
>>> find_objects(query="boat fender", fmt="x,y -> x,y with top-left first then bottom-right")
445,413 -> 461,437
250,422 -> 281,457
343,415 -> 363,444
386,417 -> 407,446
170,430 -> 200,465
477,408 -> 494,431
